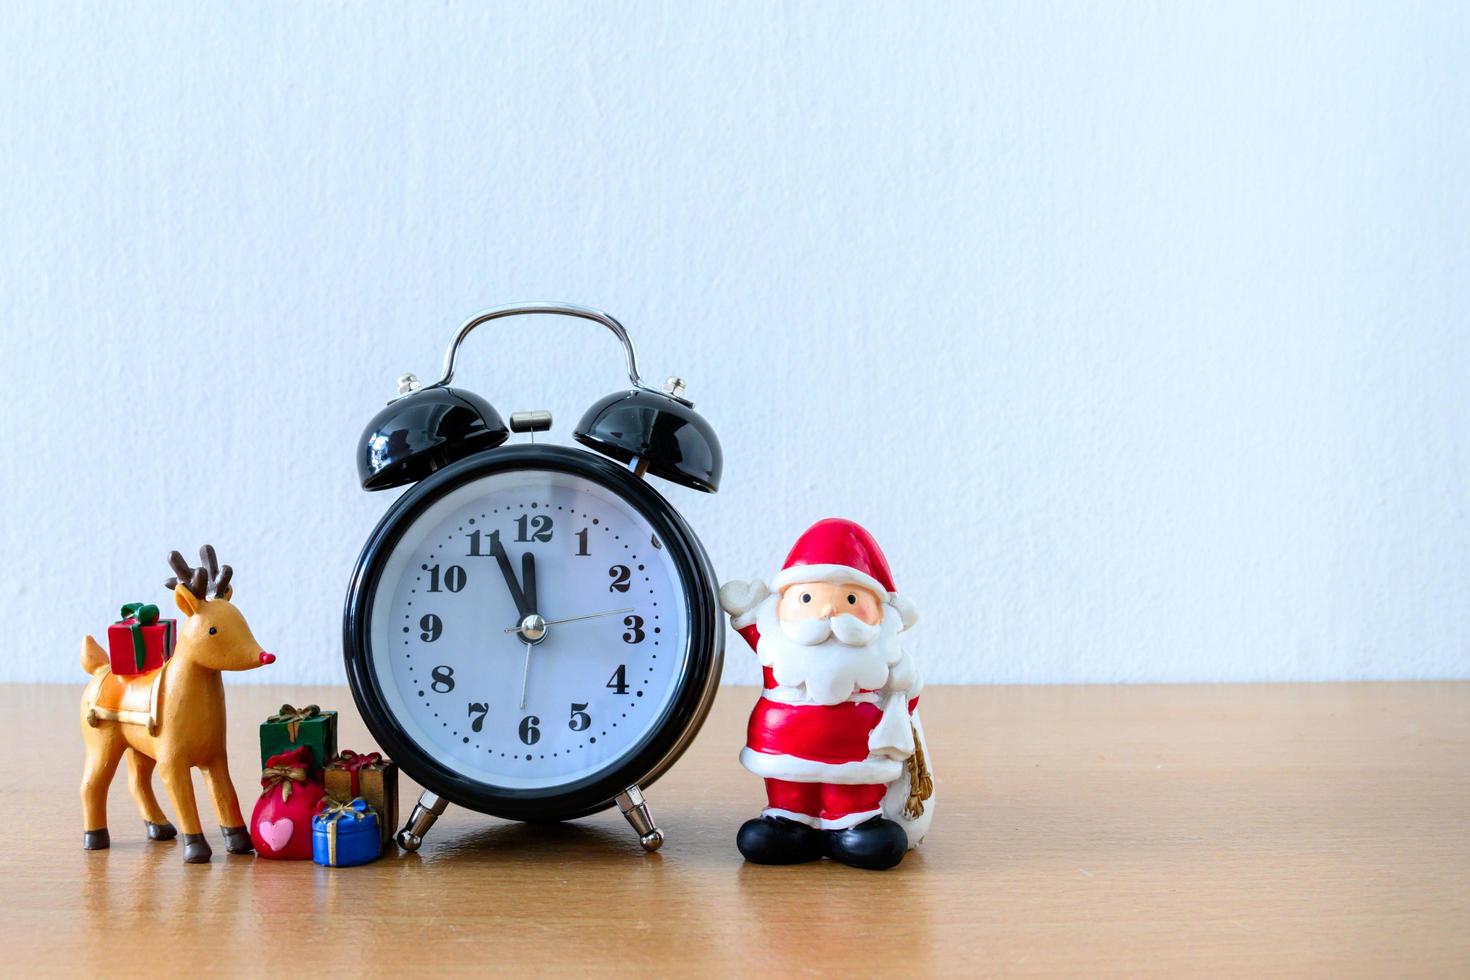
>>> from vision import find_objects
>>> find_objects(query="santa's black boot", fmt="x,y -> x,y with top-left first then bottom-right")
737,816 -> 826,864
825,817 -> 909,871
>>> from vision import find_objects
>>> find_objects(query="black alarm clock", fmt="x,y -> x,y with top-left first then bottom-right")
344,303 -> 724,853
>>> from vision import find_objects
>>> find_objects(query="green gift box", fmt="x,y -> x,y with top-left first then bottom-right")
259,704 -> 338,772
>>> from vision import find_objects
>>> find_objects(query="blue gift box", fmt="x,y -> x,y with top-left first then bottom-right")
312,797 -> 381,867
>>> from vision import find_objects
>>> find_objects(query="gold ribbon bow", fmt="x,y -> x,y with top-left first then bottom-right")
262,764 -> 308,803
902,722 -> 934,820
316,797 -> 375,866
328,750 -> 385,797
269,703 -> 321,742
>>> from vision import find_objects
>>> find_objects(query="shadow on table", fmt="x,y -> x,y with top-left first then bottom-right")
409,817 -> 648,864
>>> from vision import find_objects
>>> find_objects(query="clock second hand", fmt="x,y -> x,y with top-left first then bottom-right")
505,607 -> 634,635
518,639 -> 534,710
514,605 -> 631,708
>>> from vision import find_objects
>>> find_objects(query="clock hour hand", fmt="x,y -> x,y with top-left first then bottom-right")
489,532 -> 530,618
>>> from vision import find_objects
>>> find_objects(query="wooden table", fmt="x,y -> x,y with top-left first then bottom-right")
4,682 -> 1467,976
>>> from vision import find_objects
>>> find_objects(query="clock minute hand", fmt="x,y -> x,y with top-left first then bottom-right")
504,607 -> 635,634
521,551 -> 538,616
489,533 -> 530,618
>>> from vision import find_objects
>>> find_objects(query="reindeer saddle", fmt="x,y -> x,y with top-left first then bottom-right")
86,661 -> 168,736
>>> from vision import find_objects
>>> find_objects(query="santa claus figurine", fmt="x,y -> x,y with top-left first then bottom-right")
718,518 -> 934,871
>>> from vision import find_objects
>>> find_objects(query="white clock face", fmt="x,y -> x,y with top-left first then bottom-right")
367,468 -> 690,790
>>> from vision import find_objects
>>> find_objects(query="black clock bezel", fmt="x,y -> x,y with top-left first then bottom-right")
344,444 -> 723,822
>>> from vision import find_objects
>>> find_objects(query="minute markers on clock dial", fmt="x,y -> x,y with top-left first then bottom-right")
382,481 -> 679,789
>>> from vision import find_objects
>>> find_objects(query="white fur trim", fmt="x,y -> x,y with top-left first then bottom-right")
762,686 -> 882,706
772,563 -> 889,599
821,808 -> 883,830
740,747 -> 904,785
762,807 -> 882,831
761,807 -> 820,828
868,692 -> 915,758
889,592 -> 919,630
822,808 -> 883,830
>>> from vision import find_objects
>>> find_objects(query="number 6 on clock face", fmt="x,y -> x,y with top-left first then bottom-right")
346,446 -> 722,820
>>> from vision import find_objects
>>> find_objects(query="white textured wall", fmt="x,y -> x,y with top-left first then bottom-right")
2,2 -> 1466,685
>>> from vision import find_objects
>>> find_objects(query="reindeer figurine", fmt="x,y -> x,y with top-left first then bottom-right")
79,546 -> 276,863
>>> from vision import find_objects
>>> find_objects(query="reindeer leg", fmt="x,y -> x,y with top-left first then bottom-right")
80,740 -> 125,850
202,756 -> 252,854
158,759 -> 211,863
126,750 -> 176,841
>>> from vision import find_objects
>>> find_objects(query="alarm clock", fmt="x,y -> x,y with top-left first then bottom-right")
344,303 -> 724,853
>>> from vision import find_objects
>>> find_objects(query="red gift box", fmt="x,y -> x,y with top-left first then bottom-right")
106,602 -> 176,675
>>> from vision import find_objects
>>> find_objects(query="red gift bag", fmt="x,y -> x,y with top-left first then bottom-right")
250,746 -> 325,860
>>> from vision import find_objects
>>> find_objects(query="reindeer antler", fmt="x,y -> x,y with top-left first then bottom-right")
166,544 -> 233,600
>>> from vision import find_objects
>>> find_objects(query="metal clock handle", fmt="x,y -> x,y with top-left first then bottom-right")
428,302 -> 646,390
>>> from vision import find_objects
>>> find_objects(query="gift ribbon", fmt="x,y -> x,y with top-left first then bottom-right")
317,797 -> 375,866
268,703 -> 321,743
261,764 -> 309,803
116,602 -> 162,672
119,602 -> 159,625
327,750 -> 383,798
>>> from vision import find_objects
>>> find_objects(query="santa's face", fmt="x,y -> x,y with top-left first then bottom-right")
777,581 -> 883,626
754,582 -> 906,705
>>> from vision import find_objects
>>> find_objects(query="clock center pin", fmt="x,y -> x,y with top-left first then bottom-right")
519,612 -> 548,643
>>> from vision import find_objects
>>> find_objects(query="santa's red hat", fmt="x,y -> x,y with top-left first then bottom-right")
770,518 -> 918,629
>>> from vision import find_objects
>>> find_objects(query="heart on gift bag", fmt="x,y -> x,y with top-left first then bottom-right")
257,818 -> 294,853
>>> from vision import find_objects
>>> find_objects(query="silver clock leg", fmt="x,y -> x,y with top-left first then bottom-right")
396,790 -> 448,852
615,784 -> 663,852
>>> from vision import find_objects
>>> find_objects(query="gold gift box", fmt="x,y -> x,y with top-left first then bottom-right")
323,751 -> 399,849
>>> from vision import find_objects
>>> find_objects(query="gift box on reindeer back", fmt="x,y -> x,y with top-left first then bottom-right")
106,602 -> 176,675
324,750 -> 398,848
259,703 -> 337,772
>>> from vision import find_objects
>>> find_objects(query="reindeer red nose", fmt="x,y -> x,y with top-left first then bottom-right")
259,652 -> 276,665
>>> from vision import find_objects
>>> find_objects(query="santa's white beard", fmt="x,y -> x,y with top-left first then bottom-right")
754,594 -> 909,705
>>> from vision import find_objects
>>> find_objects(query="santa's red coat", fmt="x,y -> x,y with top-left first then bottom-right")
735,624 -> 918,788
